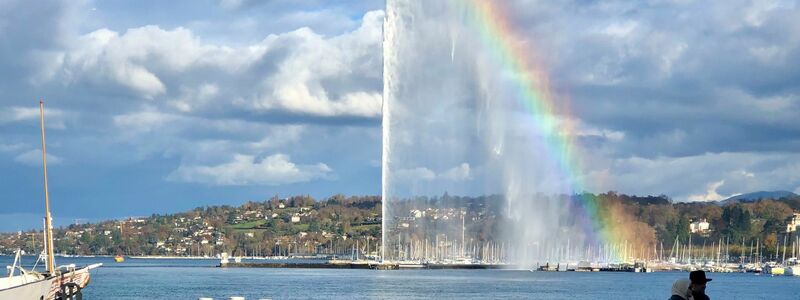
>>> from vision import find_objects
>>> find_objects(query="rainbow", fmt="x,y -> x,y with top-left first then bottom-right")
464,0 -> 634,260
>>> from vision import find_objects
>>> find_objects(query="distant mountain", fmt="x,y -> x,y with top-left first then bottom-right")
721,190 -> 798,204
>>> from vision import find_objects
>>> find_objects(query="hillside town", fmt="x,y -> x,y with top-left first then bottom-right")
1,195 -> 381,258
1,192 -> 799,261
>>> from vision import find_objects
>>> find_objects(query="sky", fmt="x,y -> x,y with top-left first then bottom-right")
1,0 -> 799,232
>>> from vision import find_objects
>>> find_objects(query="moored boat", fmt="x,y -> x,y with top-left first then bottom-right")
0,252 -> 101,300
764,262 -> 784,275
1,101 -> 101,299
785,266 -> 800,276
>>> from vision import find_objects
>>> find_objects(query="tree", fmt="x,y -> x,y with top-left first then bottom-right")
763,233 -> 778,258
308,221 -> 321,233
675,214 -> 691,242
721,205 -> 752,241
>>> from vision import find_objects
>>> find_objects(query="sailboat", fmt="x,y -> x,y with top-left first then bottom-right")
0,101 -> 101,299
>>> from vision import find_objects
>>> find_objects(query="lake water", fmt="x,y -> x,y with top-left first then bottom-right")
2,256 -> 797,299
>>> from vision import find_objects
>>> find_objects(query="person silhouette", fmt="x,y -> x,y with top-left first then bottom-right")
669,278 -> 692,300
689,270 -> 712,300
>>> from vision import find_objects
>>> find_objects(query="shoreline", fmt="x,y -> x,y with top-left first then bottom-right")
128,256 -> 219,260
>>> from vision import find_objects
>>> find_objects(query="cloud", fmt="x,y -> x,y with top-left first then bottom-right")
248,11 -> 384,117
442,163 -> 472,181
217,0 -> 251,10
587,152 -> 800,201
110,107 -> 309,165
1,0 -> 798,224
169,83 -> 219,112
54,26 -> 248,99
395,163 -> 473,182
14,149 -> 62,166
454,0 -> 800,165
0,0 -> 386,223
112,109 -> 177,132
0,106 -> 67,129
0,0 -> 82,89
167,153 -> 332,185
42,10 -> 384,119
687,180 -> 738,202
395,167 -> 437,182
0,143 -> 24,152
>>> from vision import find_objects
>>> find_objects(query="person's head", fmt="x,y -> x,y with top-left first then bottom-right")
689,270 -> 712,294
690,282 -> 706,294
671,278 -> 692,300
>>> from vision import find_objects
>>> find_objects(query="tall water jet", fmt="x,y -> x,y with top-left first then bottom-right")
383,0 -> 652,266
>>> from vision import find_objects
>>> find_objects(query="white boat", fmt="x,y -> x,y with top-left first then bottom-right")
0,101 -> 101,299
785,266 -> 800,276
1,251 -> 101,299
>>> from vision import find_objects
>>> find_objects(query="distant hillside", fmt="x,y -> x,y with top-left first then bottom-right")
721,190 -> 798,204
3,191 -> 799,258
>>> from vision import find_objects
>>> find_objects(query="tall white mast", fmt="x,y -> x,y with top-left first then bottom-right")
39,100 -> 56,275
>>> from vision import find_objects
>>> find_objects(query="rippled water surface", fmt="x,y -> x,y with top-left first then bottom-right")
2,256 -> 797,299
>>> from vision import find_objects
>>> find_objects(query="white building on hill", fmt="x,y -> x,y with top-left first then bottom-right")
786,213 -> 800,233
690,219 -> 710,234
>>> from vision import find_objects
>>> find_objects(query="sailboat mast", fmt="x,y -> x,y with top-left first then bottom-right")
39,100 -> 56,275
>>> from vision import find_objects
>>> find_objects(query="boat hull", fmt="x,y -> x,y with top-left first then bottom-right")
768,267 -> 785,275
0,265 -> 94,300
0,275 -> 51,300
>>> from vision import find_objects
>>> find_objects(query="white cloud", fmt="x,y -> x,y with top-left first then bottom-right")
600,21 -> 638,38
687,180 -> 738,202
267,82 -> 382,117
395,163 -> 473,183
112,109 -> 178,134
250,11 -> 384,117
588,152 -> 800,201
55,26 -> 261,99
0,143 -> 24,152
247,125 -> 305,150
167,153 -> 331,185
0,106 -> 66,129
750,46 -> 788,65
744,0 -> 786,27
567,117 -> 626,141
5,0 -> 798,203
395,167 -> 437,182
64,29 -> 164,98
442,163 -> 472,181
169,83 -> 219,112
111,108 -> 308,164
45,10 -> 384,118
217,0 -> 250,10
14,149 -> 62,166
